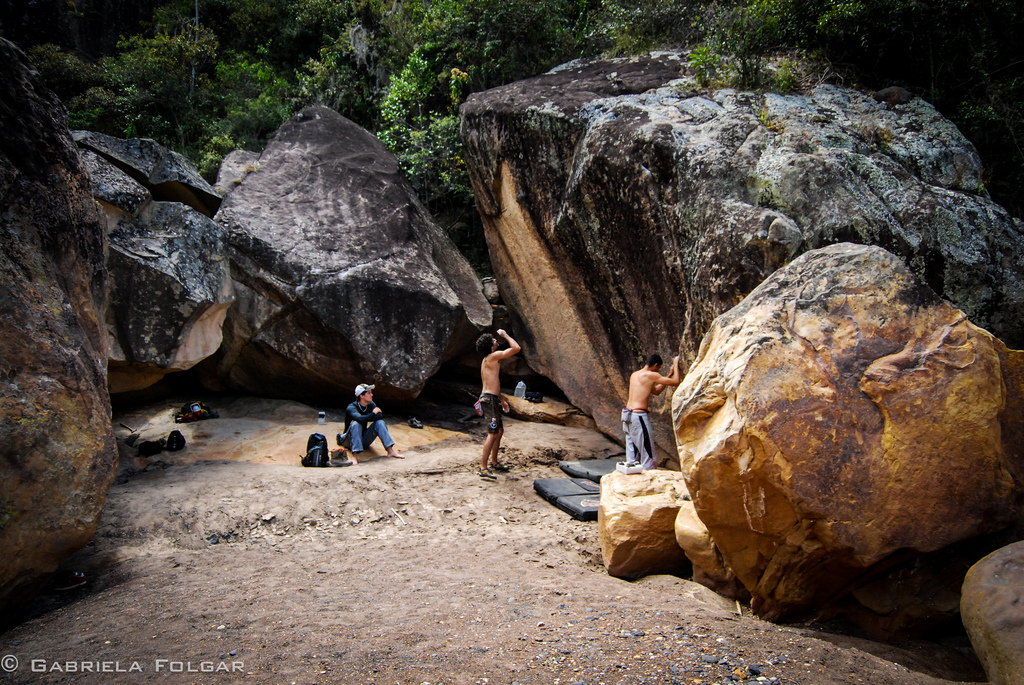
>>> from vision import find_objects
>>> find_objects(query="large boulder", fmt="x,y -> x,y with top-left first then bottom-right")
505,395 -> 597,430
672,242 -> 1024,636
598,470 -> 692,579
675,501 -> 748,600
211,106 -> 491,401
0,38 -> 117,621
105,202 -> 234,393
77,139 -> 234,395
79,148 -> 150,222
74,130 -> 221,217
961,541 -> 1024,685
460,53 -> 1024,461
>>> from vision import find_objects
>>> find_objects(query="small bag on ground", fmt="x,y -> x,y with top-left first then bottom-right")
302,433 -> 330,467
137,439 -> 165,457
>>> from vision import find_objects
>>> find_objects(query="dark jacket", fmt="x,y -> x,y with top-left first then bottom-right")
345,401 -> 381,429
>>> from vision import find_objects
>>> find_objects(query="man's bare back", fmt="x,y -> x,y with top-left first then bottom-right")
627,356 -> 681,410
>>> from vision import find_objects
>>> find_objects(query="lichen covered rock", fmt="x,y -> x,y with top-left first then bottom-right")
74,130 -> 221,217
105,202 -> 234,393
213,106 -> 491,401
0,38 -> 116,621
461,53 -> 1024,461
76,136 -> 234,395
673,242 -> 1022,635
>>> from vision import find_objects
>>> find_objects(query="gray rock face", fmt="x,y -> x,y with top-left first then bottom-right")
74,130 -> 222,217
962,541 -> 1024,685
214,149 -> 260,196
79,148 -> 150,219
106,202 -> 234,393
460,53 -> 1024,458
77,138 -> 234,395
213,106 -> 491,401
0,38 -> 116,622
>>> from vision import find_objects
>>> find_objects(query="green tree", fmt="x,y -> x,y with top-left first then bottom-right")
196,48 -> 295,176
26,44 -> 103,102
590,0 -> 703,55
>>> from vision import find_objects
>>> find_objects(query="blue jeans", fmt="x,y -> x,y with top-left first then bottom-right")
342,419 -> 395,453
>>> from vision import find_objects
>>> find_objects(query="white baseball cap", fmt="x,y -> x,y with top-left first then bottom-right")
355,383 -> 375,396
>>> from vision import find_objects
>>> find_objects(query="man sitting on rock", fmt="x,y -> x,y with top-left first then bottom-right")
623,354 -> 680,470
337,384 -> 405,463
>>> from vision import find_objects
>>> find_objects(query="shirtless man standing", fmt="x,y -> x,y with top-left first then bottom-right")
623,353 -> 681,470
476,329 -> 521,480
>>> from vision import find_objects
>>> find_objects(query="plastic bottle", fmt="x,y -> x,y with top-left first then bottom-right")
514,381 -> 526,398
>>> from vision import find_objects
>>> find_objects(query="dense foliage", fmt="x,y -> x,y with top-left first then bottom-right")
16,0 -> 1024,265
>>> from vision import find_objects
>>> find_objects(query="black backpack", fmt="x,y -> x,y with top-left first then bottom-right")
302,433 -> 329,467
165,430 -> 186,451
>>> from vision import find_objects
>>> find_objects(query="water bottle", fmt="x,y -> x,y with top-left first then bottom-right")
514,381 -> 526,398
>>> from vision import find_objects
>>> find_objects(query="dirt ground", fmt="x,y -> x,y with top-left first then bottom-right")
0,396 -> 988,685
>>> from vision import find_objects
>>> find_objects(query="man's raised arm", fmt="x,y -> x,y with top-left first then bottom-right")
494,329 -> 521,360
652,356 -> 681,395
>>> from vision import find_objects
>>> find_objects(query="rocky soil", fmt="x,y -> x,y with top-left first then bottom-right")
0,398 -> 986,684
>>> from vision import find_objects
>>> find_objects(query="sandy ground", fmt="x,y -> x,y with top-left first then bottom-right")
0,396 -> 987,685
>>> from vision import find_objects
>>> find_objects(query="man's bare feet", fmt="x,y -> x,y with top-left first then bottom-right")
387,449 -> 405,459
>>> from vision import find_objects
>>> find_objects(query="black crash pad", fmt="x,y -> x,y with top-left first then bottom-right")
554,494 -> 600,521
533,477 -> 600,503
559,458 -> 620,482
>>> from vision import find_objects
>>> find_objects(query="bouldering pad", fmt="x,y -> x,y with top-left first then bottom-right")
559,458 -> 620,482
554,494 -> 600,521
533,477 -> 600,503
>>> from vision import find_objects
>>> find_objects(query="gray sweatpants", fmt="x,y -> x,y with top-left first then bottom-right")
622,408 -> 656,470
